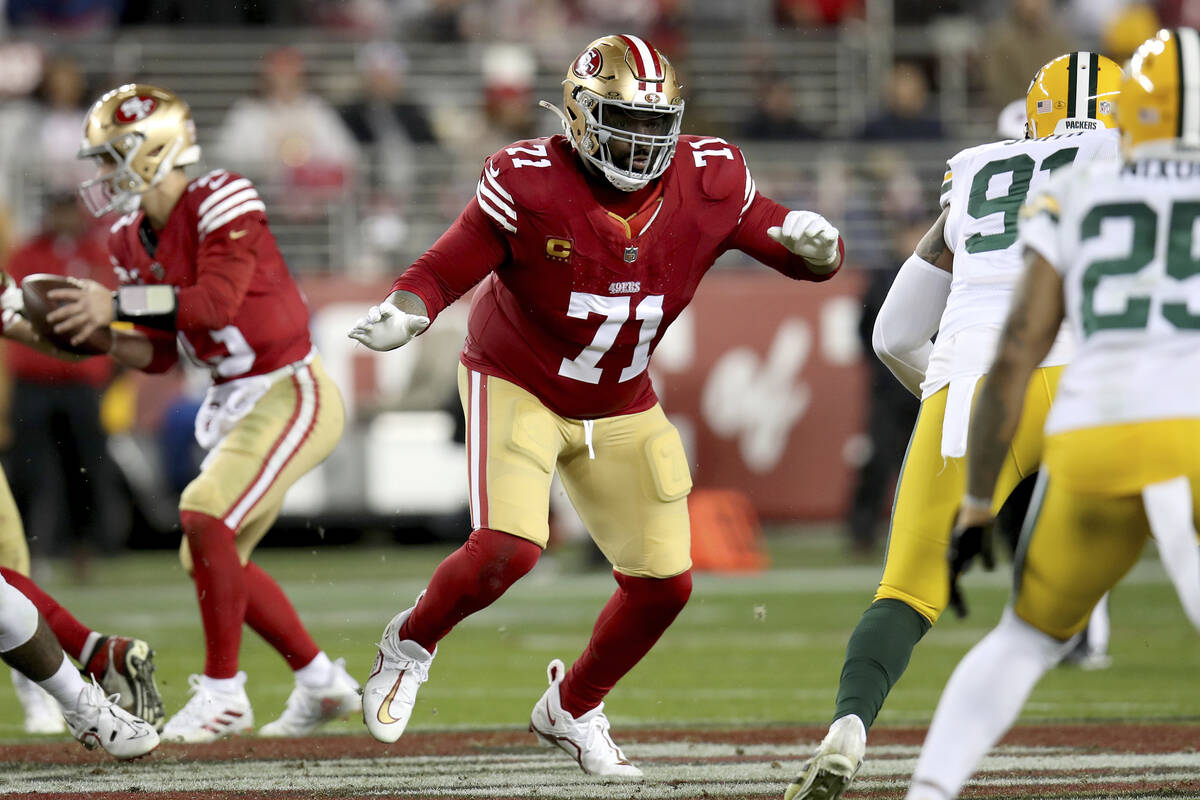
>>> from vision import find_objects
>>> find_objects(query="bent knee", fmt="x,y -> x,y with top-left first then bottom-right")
874,585 -> 941,625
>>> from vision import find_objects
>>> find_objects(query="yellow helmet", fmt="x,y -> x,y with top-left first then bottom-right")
556,34 -> 684,192
1119,28 -> 1200,154
76,83 -> 201,217
1025,52 -> 1122,137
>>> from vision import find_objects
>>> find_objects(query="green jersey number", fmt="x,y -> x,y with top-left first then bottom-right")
964,147 -> 1079,254
1079,200 -> 1200,336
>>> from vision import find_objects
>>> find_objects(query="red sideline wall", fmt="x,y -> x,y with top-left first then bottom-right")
124,269 -> 868,521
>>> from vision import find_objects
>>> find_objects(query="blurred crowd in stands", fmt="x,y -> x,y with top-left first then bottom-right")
0,0 -> 1177,563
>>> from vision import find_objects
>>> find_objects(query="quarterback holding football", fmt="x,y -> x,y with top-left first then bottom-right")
349,34 -> 843,775
39,84 -> 360,742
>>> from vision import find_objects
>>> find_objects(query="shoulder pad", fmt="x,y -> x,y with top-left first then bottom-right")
674,135 -> 748,201
186,169 -> 265,239
475,137 -> 562,234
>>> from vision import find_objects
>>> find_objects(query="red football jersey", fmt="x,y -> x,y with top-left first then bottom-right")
106,169 -> 312,381
393,134 -> 840,419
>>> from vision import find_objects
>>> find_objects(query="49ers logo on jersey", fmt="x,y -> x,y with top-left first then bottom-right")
114,95 -> 158,124
573,48 -> 602,79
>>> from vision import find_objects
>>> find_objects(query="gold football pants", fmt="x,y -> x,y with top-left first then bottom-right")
178,355 -> 344,569
458,364 -> 692,578
876,366 -> 1062,623
1015,418 -> 1200,639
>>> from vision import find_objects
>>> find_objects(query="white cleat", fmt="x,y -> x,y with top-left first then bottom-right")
529,658 -> 642,778
784,714 -> 866,800
63,679 -> 159,759
161,672 -> 254,743
260,658 -> 361,737
362,605 -> 434,743
11,668 -> 66,734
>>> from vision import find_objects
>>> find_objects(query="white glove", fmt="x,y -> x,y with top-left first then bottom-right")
767,210 -> 841,268
0,272 -> 23,334
347,301 -> 430,352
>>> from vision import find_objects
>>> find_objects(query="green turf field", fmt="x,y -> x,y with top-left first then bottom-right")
1,526 -> 1197,739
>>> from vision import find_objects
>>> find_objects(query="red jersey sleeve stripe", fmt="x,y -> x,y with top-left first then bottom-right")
198,178 -> 252,217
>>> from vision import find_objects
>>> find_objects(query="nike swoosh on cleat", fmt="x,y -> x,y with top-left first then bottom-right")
376,669 -> 408,725
544,697 -> 557,726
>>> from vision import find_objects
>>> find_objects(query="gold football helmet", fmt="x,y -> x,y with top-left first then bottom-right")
549,34 -> 684,191
77,84 -> 201,216
1119,28 -> 1200,155
1025,52 -> 1122,137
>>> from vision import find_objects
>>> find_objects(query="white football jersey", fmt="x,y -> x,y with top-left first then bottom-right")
921,129 -> 1120,400
1021,152 -> 1200,434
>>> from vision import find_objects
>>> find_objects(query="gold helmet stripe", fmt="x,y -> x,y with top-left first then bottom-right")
1177,27 -> 1200,146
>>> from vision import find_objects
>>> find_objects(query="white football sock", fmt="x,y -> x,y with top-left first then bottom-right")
78,631 -> 104,669
201,672 -> 246,695
1085,593 -> 1110,654
38,653 -> 87,707
1143,476 -> 1200,632
907,608 -> 1070,799
295,651 -> 334,688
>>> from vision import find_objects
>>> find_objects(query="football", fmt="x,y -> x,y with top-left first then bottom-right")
20,273 -> 113,356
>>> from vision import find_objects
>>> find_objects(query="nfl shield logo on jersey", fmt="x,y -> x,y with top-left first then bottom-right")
624,246 -> 638,262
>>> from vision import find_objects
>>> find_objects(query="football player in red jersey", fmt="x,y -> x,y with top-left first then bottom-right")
42,84 -> 360,742
349,34 -> 843,775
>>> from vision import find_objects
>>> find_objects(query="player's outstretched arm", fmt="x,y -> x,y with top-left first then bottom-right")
767,210 -> 842,274
872,207 -> 954,396
347,290 -> 430,352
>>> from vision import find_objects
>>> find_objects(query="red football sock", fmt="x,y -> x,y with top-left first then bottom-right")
0,567 -> 91,661
399,527 -> 541,652
243,561 -> 320,670
181,510 -> 246,679
559,570 -> 693,717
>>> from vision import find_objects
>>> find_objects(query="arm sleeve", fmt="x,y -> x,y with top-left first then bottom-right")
390,199 -> 510,321
174,215 -> 264,333
728,193 -> 844,281
872,253 -> 952,397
